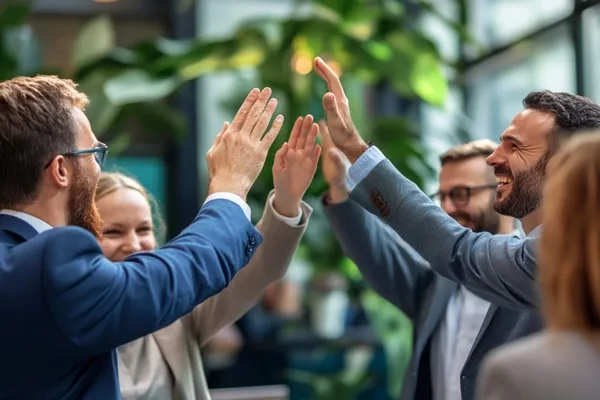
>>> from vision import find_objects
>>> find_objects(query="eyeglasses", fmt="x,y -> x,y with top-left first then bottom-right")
65,142 -> 108,167
429,184 -> 497,207
45,142 -> 109,169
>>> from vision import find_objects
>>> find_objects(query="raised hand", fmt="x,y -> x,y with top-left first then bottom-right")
272,114 -> 321,217
318,120 -> 349,203
206,88 -> 283,200
314,57 -> 368,162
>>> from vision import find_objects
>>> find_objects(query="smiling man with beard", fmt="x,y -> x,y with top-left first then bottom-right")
322,138 -> 543,400
0,76 -> 287,399
313,56 -> 600,311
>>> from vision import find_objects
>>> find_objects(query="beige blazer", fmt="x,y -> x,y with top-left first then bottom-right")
477,332 -> 600,400
118,192 -> 312,400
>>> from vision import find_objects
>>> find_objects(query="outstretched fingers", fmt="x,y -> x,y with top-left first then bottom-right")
310,144 -> 322,163
303,122 -> 319,154
296,114 -> 314,150
260,114 -> 285,152
243,88 -> 274,138
250,98 -> 278,141
229,89 -> 260,132
314,57 -> 347,104
317,119 -> 334,151
287,117 -> 304,149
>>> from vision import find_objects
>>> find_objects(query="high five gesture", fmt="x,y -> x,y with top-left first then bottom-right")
206,88 -> 284,200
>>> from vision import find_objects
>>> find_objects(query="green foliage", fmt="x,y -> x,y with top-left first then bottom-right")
0,3 -> 460,396
288,346 -> 378,400
362,288 -> 413,397
0,2 -> 41,80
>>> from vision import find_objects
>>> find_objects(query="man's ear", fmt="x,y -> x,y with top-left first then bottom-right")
47,156 -> 70,189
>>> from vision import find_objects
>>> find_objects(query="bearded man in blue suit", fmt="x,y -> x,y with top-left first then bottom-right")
0,77 -> 284,399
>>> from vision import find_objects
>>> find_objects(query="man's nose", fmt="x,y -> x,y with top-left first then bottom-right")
486,147 -> 505,167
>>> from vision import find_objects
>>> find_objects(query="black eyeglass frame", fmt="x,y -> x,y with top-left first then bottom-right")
429,184 -> 498,207
44,142 -> 108,169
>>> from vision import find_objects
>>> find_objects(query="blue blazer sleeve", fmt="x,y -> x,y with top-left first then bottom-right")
40,199 -> 262,355
350,159 -> 540,310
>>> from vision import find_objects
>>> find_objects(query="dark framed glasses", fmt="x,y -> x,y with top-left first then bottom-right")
45,142 -> 109,169
64,142 -> 108,167
429,184 -> 497,207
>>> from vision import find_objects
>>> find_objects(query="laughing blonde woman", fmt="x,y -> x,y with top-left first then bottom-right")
95,115 -> 320,399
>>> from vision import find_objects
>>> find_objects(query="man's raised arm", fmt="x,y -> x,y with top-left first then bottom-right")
313,57 -> 539,310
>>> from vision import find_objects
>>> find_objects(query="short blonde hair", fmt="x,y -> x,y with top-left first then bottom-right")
0,75 -> 89,208
439,139 -> 498,165
96,172 -> 166,241
541,131 -> 600,334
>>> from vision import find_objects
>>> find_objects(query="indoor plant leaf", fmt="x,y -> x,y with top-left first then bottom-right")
70,15 -> 115,71
0,1 -> 31,27
409,52 -> 448,106
77,70 -> 121,137
104,69 -> 181,105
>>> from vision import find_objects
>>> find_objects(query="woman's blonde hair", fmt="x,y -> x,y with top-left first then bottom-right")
95,172 -> 166,241
541,132 -> 600,334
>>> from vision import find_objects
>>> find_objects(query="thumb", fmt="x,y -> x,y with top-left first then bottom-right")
214,121 -> 230,147
318,120 -> 334,149
327,147 -> 347,169
273,142 -> 289,170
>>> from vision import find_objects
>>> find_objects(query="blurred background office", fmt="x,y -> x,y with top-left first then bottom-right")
2,0 -> 597,398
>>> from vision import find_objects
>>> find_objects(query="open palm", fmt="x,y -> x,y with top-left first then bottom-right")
273,115 -> 321,214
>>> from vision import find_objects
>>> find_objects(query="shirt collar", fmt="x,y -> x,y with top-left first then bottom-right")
0,210 -> 53,233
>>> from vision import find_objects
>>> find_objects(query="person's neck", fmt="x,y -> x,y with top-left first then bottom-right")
12,202 -> 67,228
496,215 -> 515,235
520,208 -> 542,235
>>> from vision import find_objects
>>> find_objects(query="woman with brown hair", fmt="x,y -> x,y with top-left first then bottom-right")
477,132 -> 600,400
95,115 -> 320,400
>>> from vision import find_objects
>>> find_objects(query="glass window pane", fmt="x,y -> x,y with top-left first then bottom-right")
420,0 -> 459,62
420,86 -> 465,193
583,5 -> 600,102
467,0 -> 572,54
465,26 -> 575,140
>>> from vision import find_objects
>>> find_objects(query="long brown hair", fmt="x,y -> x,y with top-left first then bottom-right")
95,172 -> 166,242
540,132 -> 600,334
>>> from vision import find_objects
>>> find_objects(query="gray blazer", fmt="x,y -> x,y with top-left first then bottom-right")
118,192 -> 312,400
350,159 -> 541,310
477,332 -> 600,400
323,196 -> 543,400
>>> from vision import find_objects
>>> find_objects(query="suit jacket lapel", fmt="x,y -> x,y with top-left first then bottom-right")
416,277 -> 458,353
152,320 -> 193,392
466,303 -> 498,362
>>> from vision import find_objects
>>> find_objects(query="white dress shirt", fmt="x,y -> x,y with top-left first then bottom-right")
0,209 -> 53,232
430,287 -> 490,400
347,145 -> 493,400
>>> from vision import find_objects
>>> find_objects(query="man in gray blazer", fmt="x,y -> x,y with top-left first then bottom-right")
313,56 -> 600,310
322,138 -> 543,400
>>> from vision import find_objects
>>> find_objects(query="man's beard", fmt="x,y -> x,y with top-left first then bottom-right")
450,194 -> 501,234
493,153 -> 548,219
68,163 -> 103,238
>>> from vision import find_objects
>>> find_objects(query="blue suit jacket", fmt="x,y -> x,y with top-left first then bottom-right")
0,199 -> 262,400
